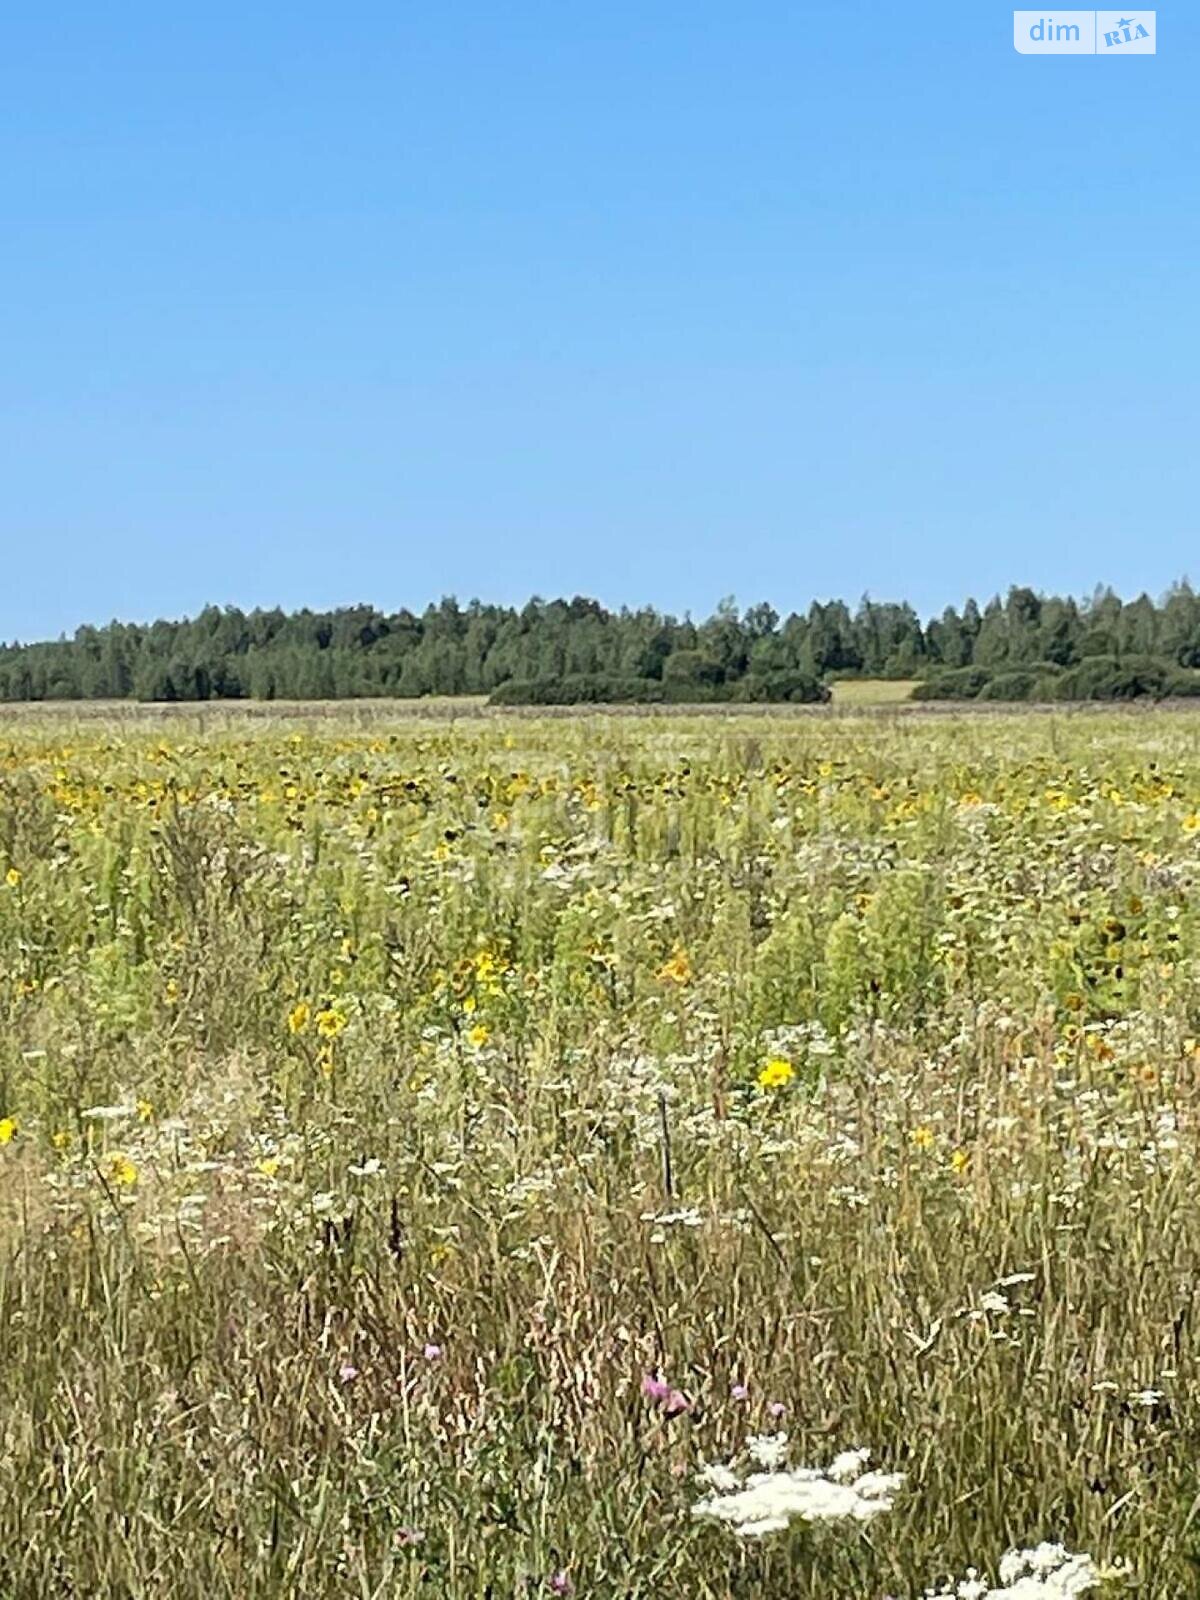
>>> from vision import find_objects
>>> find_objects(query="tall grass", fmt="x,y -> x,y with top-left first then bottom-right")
0,708 -> 1196,1595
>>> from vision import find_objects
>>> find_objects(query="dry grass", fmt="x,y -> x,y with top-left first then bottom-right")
829,678 -> 920,706
0,709 -> 1197,1595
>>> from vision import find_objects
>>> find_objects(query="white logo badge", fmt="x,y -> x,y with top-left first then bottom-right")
1013,11 -> 1156,53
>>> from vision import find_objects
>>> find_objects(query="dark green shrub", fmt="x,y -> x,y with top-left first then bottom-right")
488,676 -> 666,706
1053,655 -> 1168,701
735,671 -> 830,704
488,669 -> 830,706
1163,670 -> 1200,698
978,671 -> 1038,701
912,667 -> 992,701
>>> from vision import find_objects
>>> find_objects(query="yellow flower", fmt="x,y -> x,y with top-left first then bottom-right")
1183,813 -> 1200,833
164,978 -> 179,1005
656,947 -> 692,985
475,948 -> 500,980
315,1007 -> 346,1040
317,1046 -> 335,1079
909,1124 -> 936,1151
0,1116 -> 17,1144
52,1130 -> 72,1151
4,868 -> 20,888
757,1058 -> 795,1090
136,1098 -> 154,1123
467,1023 -> 490,1049
949,1148 -> 970,1174
107,1154 -> 138,1187
287,1001 -> 311,1035
257,1156 -> 280,1179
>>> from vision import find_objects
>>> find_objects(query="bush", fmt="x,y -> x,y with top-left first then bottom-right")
911,667 -> 992,701
1051,655 -> 1168,701
1163,670 -> 1200,698
734,671 -> 830,704
488,670 -> 830,706
916,658 -> 1184,704
660,678 -> 733,704
973,664 -> 1064,701
977,671 -> 1039,701
488,676 -> 665,706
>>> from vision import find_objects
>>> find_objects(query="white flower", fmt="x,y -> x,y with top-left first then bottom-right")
697,1462 -> 740,1493
746,1432 -> 789,1470
692,1446 -> 903,1539
639,1206 -> 703,1228
979,1290 -> 1010,1315
348,1157 -> 384,1178
926,1544 -> 1099,1598
828,1447 -> 871,1482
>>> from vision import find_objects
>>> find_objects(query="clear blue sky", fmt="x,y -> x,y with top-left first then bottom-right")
2,2 -> 1195,641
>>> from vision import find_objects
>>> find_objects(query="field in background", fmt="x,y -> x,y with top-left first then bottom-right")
1,708 -> 1199,1595
829,677 -> 919,706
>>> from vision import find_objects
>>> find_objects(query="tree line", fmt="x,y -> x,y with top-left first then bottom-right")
2,584 -> 1200,703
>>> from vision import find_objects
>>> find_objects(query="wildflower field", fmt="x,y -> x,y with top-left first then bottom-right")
3,706 -> 1200,1597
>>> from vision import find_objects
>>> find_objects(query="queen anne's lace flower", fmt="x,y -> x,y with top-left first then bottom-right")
745,1432 -> 789,1469
692,1443 -> 903,1539
924,1543 -> 1099,1598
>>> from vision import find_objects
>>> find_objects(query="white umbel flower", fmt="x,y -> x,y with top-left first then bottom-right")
925,1543 -> 1099,1598
745,1432 -> 789,1469
692,1444 -> 903,1539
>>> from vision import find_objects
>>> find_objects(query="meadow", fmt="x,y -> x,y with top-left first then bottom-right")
828,679 -> 920,708
1,705 -> 1199,1596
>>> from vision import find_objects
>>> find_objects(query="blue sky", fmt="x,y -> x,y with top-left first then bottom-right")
1,2 -> 1194,641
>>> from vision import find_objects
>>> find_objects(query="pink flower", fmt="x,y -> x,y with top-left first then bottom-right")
767,1399 -> 786,1419
338,1363 -> 359,1384
548,1573 -> 573,1595
641,1372 -> 691,1416
423,1342 -> 444,1361
730,1382 -> 749,1402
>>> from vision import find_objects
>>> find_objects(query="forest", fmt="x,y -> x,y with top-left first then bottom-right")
3,584 -> 1200,702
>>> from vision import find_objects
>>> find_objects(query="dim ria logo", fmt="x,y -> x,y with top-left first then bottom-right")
1013,11 -> 1156,52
